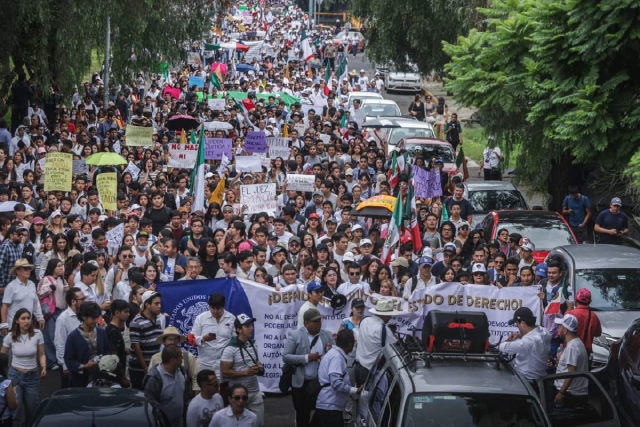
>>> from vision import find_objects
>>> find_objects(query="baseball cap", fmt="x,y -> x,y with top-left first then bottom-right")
8,225 -> 28,235
520,241 -> 535,252
418,256 -> 433,267
288,236 -> 301,244
352,298 -> 365,309
458,221 -> 471,230
351,224 -> 363,232
205,172 -> 214,179
98,215 -> 108,222
357,255 -> 372,266
271,245 -> 286,256
456,267 -> 471,279
359,238 -> 372,247
308,212 -> 320,220
554,313 -> 579,332
136,231 -> 149,239
576,288 -> 592,304
391,257 -> 408,268
343,252 -> 355,263
611,197 -> 622,206
238,242 -> 252,252
307,281 -> 323,293
443,243 -> 457,254
508,307 -> 536,325
345,168 -> 354,176
234,313 -> 257,328
472,263 -> 487,274
141,291 -> 161,306
316,243 -> 329,252
535,263 -> 548,277
303,308 -> 323,322
31,217 -> 45,225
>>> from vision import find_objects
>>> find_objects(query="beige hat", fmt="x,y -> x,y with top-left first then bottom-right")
9,259 -> 35,276
369,299 -> 404,317
156,326 -> 187,344
391,257 -> 408,268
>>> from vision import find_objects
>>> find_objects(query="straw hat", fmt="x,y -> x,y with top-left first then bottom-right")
156,326 -> 187,344
9,259 -> 34,276
368,299 -> 404,317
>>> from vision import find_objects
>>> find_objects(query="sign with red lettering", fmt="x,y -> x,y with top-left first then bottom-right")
168,143 -> 199,169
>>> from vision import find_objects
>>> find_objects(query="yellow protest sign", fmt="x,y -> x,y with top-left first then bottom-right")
210,176 -> 226,205
44,153 -> 73,192
96,172 -> 118,211
126,125 -> 153,147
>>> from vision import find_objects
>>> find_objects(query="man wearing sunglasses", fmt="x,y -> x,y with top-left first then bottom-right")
337,264 -> 367,296
209,384 -> 257,427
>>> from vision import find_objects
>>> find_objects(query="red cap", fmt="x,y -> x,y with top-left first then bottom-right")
308,213 -> 320,220
576,288 -> 592,304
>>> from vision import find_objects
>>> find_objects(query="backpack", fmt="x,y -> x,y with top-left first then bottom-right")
410,275 -> 441,294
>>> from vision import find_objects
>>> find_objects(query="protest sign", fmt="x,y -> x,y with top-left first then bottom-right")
105,223 -> 124,254
44,153 -> 72,192
188,76 -> 205,89
244,131 -> 267,154
218,153 -> 230,177
267,137 -> 290,159
236,156 -> 263,173
126,125 -> 153,147
124,161 -> 141,181
319,134 -> 331,144
157,278 -> 540,393
38,158 -> 46,172
187,52 -> 202,66
293,123 -> 306,135
204,138 -> 233,160
96,172 -> 118,211
285,174 -> 315,192
113,141 -> 122,154
413,166 -> 443,199
240,183 -> 277,214
207,98 -> 226,111
72,159 -> 88,175
168,143 -> 199,168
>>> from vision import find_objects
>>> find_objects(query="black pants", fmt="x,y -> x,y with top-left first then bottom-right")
354,362 -> 369,387
291,381 -> 321,427
316,409 -> 344,427
483,168 -> 502,181
130,369 -> 145,390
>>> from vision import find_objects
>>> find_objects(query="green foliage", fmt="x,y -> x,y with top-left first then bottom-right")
350,0 -> 488,74
443,0 -> 640,204
0,0 -> 214,113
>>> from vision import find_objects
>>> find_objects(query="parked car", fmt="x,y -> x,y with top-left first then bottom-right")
357,311 -> 620,427
547,245 -> 640,373
361,99 -> 402,121
31,388 -> 157,427
608,319 -> 640,427
482,210 -> 578,263
384,63 -> 422,93
347,91 -> 383,109
399,137 -> 459,176
465,181 -> 530,224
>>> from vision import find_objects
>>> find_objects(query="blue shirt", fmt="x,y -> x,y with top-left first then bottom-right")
0,129 -> 11,148
595,209 -> 629,245
0,240 -> 23,288
562,195 -> 590,227
316,346 -> 357,411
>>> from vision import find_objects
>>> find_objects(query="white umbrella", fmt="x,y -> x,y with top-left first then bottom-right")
204,121 -> 234,131
0,201 -> 19,213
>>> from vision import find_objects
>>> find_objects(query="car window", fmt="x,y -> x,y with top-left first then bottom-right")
369,368 -> 392,423
497,220 -> 576,249
359,355 -> 387,422
404,144 -> 453,162
575,268 -> 640,310
402,393 -> 546,427
380,378 -> 402,427
468,190 -> 528,214
387,128 -> 436,145
363,103 -> 401,117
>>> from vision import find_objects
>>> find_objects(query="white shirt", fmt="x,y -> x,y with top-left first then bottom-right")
2,278 -> 44,325
304,330 -> 324,380
54,308 -> 80,369
555,338 -> 589,395
186,393 -> 224,427
208,406 -> 257,427
483,147 -> 502,169
337,281 -> 365,297
403,275 -> 437,299
297,301 -> 319,328
355,316 -> 396,370
190,310 -> 236,379
498,326 -> 551,381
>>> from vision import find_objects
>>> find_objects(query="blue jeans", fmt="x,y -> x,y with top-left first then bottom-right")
8,367 -> 40,427
43,308 -> 62,368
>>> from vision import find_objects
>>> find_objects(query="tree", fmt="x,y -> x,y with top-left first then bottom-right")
350,0 -> 488,74
0,0 -> 215,116
443,0 -> 640,210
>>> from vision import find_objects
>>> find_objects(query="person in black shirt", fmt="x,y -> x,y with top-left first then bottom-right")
445,113 -> 463,152
144,190 -> 172,235
106,299 -> 131,388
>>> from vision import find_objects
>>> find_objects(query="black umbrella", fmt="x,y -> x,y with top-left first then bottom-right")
362,118 -> 401,129
166,115 -> 200,131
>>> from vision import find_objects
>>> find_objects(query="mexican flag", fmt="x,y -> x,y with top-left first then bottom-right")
544,279 -> 570,316
405,183 -> 422,253
336,57 -> 348,85
323,62 -> 332,96
190,128 -> 206,213
301,31 -> 314,62
387,151 -> 405,191
210,70 -> 222,90
382,193 -> 404,265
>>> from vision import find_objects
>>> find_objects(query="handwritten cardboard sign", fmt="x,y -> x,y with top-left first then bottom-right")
204,138 -> 233,160
235,156 -> 263,173
244,131 -> 267,154
267,137 -> 291,159
286,174 -> 315,192
44,153 -> 73,192
126,125 -> 153,147
240,183 -> 276,214
413,166 -> 442,199
168,143 -> 199,168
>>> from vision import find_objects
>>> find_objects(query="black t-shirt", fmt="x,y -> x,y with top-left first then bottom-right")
444,198 -> 473,221
105,323 -> 127,378
144,206 -> 171,236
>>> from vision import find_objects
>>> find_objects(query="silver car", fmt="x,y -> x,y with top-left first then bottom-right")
546,245 -> 640,371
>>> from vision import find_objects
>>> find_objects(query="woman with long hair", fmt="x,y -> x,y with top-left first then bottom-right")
28,218 -> 48,254
320,267 -> 342,298
37,259 -> 68,370
197,237 -> 219,279
361,259 -> 381,284
204,203 -> 222,230
127,285 -> 146,325
1,308 -> 45,426
64,252 -> 84,286
369,264 -> 392,294
65,229 -> 84,253
143,262 -> 160,290
48,211 -> 65,235
51,233 -> 69,261
36,234 -> 54,280
408,93 -> 427,122
440,267 -> 456,283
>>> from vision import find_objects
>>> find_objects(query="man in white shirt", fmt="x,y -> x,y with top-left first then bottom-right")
553,314 -> 589,408
348,99 -> 366,128
74,262 -> 102,305
403,257 -> 438,299
354,299 -> 399,386
337,264 -> 367,296
357,70 -> 369,92
273,218 -> 293,246
208,384 -> 258,427
499,307 -> 551,386
190,293 -> 236,380
54,288 -> 84,384
297,282 -> 325,328
478,137 -> 504,181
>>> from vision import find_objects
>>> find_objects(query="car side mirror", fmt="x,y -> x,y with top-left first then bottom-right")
532,205 -> 543,210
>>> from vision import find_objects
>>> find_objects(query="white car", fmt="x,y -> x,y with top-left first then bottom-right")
381,119 -> 436,154
347,91 -> 383,109
385,64 -> 422,93
361,99 -> 402,121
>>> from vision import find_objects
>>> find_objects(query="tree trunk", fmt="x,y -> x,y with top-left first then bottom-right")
547,151 -> 573,212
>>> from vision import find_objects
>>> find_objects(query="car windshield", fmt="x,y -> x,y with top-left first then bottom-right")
363,103 -> 400,117
403,144 -> 454,162
469,190 -> 527,214
403,393 -> 546,427
497,219 -> 576,249
389,128 -> 436,145
575,268 -> 640,310
349,94 -> 382,108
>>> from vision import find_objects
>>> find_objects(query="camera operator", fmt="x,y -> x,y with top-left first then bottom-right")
221,314 -> 265,427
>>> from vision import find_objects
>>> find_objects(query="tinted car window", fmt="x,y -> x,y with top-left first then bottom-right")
575,268 -> 640,310
469,190 -> 527,214
363,103 -> 401,117
388,128 -> 436,145
497,220 -> 575,249
403,393 -> 546,427
404,144 -> 453,162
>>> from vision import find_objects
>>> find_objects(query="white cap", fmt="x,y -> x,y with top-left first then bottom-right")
130,204 -> 142,211
343,252 -> 355,262
421,247 -> 433,259
520,241 -> 535,252
205,172 -> 215,178
554,314 -> 579,332
359,238 -> 373,247
141,291 -> 160,306
98,215 -> 108,222
351,224 -> 363,232
472,263 -> 487,274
